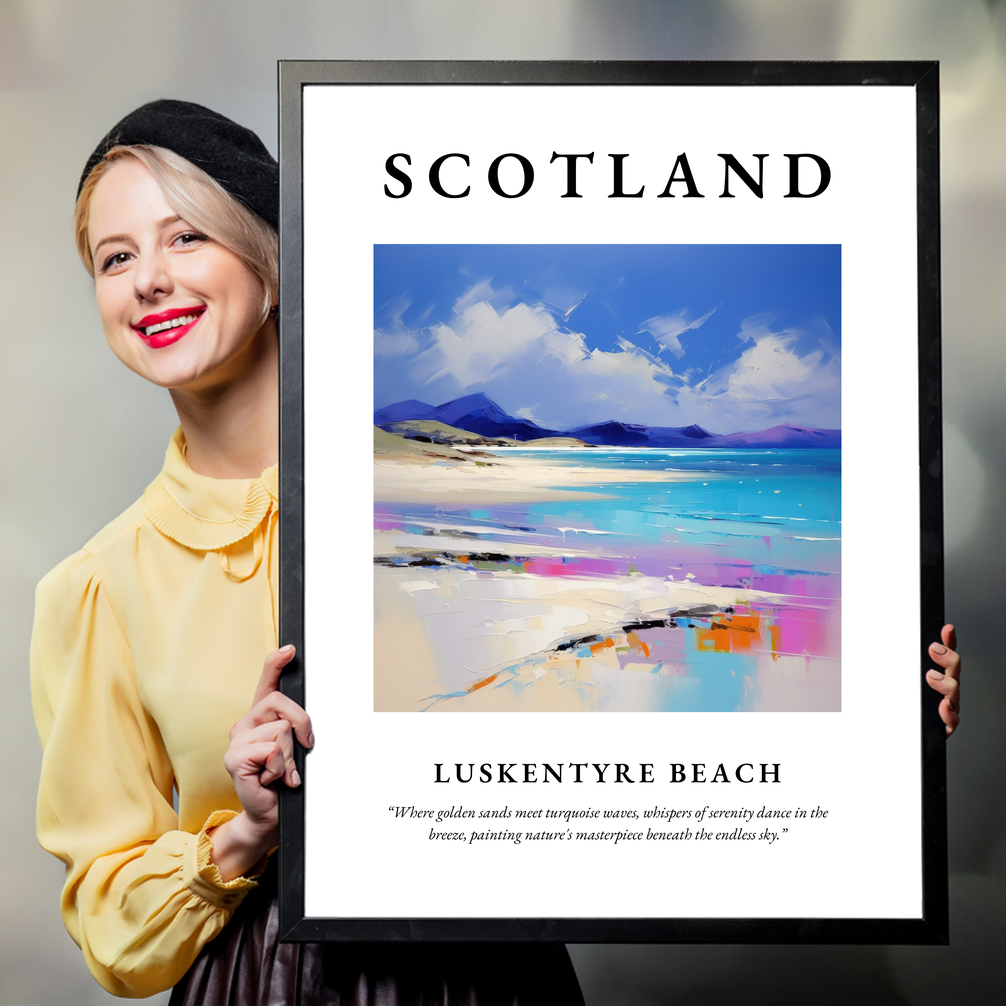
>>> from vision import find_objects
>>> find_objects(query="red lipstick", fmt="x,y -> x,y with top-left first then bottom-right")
132,306 -> 206,349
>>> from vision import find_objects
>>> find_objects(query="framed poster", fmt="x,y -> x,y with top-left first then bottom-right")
277,61 -> 946,943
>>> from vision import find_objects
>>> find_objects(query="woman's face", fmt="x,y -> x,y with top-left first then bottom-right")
87,158 -> 269,392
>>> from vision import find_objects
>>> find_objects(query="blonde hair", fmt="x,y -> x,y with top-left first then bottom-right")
75,145 -> 278,323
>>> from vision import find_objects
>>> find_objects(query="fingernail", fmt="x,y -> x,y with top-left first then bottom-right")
280,644 -> 295,654
291,768 -> 301,787
306,732 -> 315,748
931,643 -> 947,655
928,669 -> 944,680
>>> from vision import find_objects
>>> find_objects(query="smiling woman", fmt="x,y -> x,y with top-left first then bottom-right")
86,158 -> 270,382
30,100 -> 585,1004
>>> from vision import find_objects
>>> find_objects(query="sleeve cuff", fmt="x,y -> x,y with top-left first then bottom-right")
182,810 -> 269,909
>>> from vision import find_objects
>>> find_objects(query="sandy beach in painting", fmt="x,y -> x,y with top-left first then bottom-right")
374,429 -> 693,500
374,441 -> 841,713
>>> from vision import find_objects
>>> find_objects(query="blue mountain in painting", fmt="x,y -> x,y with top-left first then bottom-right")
374,396 -> 840,448
433,393 -> 561,441
376,393 -> 563,441
568,421 -> 715,448
713,424 -> 842,449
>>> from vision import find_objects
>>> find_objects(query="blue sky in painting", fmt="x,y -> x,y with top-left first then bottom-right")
374,245 -> 841,435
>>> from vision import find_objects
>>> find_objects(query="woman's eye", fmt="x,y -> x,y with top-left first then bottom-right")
101,251 -> 132,272
173,231 -> 208,248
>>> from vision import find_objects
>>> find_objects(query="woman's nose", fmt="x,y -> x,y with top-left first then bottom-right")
133,249 -> 173,302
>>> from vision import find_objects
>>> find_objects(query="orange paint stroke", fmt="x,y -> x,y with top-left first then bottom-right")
625,631 -> 650,658
467,673 -> 498,694
589,637 -> 615,655
694,614 -> 764,654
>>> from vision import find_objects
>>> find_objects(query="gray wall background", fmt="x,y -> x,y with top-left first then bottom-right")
1,2 -> 1002,1003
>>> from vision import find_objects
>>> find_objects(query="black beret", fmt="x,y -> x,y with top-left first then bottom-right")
78,99 -> 278,228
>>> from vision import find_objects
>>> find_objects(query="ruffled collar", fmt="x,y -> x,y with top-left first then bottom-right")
143,428 -> 278,551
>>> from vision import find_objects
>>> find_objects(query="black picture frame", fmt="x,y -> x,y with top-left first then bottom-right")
277,60 -> 945,944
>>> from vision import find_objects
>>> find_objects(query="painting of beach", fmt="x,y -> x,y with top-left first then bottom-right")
374,245 -> 841,712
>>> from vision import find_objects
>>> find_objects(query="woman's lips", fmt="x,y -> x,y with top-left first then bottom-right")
133,307 -> 205,349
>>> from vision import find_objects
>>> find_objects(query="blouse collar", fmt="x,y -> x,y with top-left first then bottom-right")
143,428 -> 278,551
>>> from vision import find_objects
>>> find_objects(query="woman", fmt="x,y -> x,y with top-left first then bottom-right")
31,100 -> 586,1003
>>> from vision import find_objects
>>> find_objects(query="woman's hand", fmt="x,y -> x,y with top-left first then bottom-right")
209,645 -> 314,881
926,624 -> 961,737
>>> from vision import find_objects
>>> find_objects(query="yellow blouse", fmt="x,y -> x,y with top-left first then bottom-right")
31,428 -> 279,998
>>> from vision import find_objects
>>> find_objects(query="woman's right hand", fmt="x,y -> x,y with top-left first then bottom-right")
209,645 -> 314,881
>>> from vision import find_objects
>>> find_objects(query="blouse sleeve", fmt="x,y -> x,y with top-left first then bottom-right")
31,549 -> 262,998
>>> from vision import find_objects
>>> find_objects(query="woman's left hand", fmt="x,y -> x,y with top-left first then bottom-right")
926,624 -> 961,737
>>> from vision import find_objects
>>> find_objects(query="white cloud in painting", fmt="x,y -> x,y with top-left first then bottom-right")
385,283 -> 840,434
416,298 -> 583,388
677,315 -> 841,431
638,307 -> 716,359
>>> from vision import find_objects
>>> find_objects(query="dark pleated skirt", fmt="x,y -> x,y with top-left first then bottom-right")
169,869 -> 584,1006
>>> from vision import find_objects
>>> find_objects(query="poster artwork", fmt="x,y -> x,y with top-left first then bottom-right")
373,243 -> 841,713
288,64 -> 942,940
